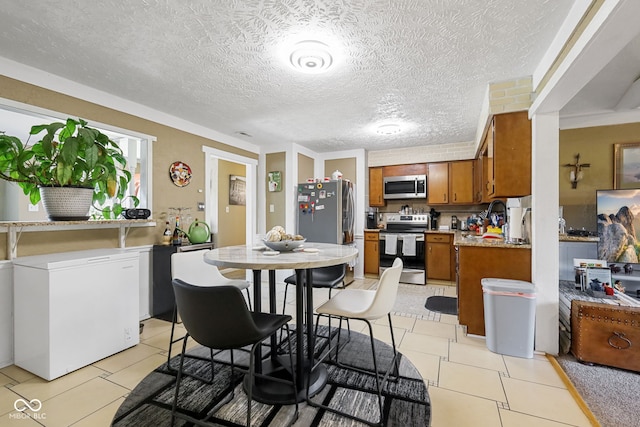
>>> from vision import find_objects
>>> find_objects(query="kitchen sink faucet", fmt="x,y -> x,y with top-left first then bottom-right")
487,200 -> 506,226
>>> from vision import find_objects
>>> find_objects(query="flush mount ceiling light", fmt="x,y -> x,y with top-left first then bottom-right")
376,124 -> 402,135
289,40 -> 333,74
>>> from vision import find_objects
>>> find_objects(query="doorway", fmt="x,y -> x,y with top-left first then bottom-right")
203,146 -> 257,249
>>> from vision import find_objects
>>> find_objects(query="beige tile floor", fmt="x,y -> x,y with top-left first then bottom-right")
0,277 -> 593,427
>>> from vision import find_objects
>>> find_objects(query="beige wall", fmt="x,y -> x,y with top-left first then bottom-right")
216,160 -> 246,247
325,158 -> 356,184
265,152 -> 286,230
559,122 -> 640,230
0,76 -> 257,259
298,153 -> 314,183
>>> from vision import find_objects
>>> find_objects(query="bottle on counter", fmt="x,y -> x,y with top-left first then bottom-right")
172,216 -> 182,246
162,221 -> 172,245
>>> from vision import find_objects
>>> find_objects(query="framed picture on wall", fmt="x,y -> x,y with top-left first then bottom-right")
614,142 -> 640,189
229,175 -> 246,205
268,171 -> 282,192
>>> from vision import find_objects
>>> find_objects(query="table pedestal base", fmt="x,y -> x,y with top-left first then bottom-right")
244,359 -> 328,405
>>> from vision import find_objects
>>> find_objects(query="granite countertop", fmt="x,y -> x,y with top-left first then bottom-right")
559,234 -> 599,242
364,228 -> 456,234
453,231 -> 531,249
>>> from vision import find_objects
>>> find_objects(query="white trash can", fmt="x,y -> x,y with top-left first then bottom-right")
481,278 -> 536,358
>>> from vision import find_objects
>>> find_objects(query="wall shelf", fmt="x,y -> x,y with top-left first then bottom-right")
0,220 -> 156,259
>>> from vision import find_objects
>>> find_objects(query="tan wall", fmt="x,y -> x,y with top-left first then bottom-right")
298,153 -> 314,183
0,76 -> 257,259
216,160 -> 246,247
559,122 -> 640,230
325,158 -> 356,184
265,153 -> 286,230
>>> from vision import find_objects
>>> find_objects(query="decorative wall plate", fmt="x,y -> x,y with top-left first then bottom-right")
169,161 -> 192,187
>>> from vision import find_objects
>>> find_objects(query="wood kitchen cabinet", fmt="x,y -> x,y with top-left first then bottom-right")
383,163 -> 427,177
485,111 -> 531,198
457,245 -> 531,336
426,233 -> 453,280
428,161 -> 474,205
476,141 -> 490,203
449,160 -> 474,204
369,167 -> 384,207
364,231 -> 380,275
427,162 -> 449,204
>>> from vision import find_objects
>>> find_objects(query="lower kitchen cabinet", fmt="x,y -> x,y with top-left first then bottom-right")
364,231 -> 379,275
426,233 -> 453,281
457,245 -> 531,336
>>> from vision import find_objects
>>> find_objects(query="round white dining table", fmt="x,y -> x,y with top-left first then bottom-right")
203,242 -> 358,404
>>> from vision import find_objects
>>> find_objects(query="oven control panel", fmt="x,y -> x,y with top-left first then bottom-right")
386,214 -> 429,223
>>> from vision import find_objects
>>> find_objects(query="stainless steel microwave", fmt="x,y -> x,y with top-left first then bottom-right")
383,175 -> 427,199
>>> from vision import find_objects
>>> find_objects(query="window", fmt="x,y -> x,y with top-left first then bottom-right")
0,101 -> 153,221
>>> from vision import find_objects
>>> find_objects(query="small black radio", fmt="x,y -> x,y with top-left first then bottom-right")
123,208 -> 151,219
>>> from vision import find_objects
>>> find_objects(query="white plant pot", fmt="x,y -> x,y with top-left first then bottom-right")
39,186 -> 94,221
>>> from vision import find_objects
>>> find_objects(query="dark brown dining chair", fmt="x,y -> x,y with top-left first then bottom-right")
171,279 -> 298,427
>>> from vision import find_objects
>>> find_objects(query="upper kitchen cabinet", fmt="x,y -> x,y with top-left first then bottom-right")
427,163 -> 449,204
476,141 -> 490,203
383,163 -> 427,177
428,160 -> 474,205
449,160 -> 474,204
485,111 -> 531,198
369,167 -> 384,207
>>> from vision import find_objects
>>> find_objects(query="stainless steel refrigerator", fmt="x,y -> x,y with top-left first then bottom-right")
296,180 -> 355,244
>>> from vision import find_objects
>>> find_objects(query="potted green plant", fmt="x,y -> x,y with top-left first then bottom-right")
0,117 -> 138,220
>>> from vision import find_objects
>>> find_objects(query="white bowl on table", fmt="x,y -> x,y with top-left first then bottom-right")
262,239 -> 306,252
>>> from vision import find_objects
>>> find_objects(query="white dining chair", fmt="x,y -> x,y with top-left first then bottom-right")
167,249 -> 251,369
309,257 -> 403,426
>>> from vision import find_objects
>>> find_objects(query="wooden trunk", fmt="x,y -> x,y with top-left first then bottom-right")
571,300 -> 640,372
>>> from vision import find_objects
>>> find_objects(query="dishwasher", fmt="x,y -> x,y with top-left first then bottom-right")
13,249 -> 140,380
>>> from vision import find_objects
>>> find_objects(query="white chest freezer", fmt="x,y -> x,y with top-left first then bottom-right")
13,249 -> 140,380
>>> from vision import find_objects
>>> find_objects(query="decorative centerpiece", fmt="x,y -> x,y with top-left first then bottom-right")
0,118 -> 138,220
262,226 -> 305,251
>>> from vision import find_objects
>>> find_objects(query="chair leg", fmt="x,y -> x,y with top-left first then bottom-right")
167,304 -> 178,367
364,319 -> 384,425
282,283 -> 289,314
283,324 -> 299,424
387,313 -> 400,378
306,318 -> 385,426
247,343 -> 258,427
170,334 -> 190,426
245,288 -> 252,311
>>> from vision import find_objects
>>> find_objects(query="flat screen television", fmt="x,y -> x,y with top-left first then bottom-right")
596,189 -> 640,264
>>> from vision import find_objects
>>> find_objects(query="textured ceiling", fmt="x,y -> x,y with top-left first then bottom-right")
0,1 -> 574,152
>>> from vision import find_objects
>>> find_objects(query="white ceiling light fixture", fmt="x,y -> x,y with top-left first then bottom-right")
376,124 -> 402,135
289,40 -> 333,74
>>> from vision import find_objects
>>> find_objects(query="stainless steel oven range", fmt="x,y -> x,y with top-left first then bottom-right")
379,214 -> 428,285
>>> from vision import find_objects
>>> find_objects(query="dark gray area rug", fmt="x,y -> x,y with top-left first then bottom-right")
112,327 -> 430,426
424,296 -> 458,315
556,353 -> 640,427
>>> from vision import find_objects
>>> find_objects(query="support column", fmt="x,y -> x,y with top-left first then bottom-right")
531,112 -> 560,355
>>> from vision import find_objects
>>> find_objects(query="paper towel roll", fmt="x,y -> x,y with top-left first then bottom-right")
509,207 -> 524,240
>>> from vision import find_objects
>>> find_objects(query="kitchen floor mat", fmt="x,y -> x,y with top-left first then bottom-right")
424,296 -> 458,315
